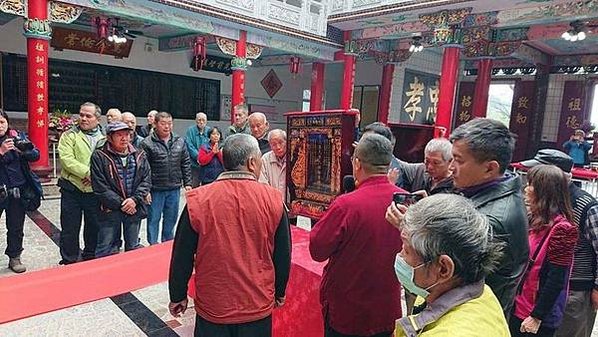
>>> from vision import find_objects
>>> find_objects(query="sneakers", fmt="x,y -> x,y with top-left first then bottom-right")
8,256 -> 26,273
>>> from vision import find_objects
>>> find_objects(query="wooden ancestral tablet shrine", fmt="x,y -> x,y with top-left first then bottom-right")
285,110 -> 357,220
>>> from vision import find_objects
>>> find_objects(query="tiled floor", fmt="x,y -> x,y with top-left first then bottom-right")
2,195 -> 598,336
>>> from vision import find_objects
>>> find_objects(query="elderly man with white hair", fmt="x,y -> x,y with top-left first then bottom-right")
121,112 -> 143,148
138,110 -> 158,138
386,194 -> 510,336
185,112 -> 211,187
259,129 -> 287,203
248,112 -> 271,154
106,108 -> 122,124
390,138 -> 454,196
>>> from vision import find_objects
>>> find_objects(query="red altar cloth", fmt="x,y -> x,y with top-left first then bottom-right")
188,226 -> 325,337
511,162 -> 598,180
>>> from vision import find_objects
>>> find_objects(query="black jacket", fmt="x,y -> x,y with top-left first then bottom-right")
141,131 -> 192,191
91,143 -> 152,220
469,175 -> 529,316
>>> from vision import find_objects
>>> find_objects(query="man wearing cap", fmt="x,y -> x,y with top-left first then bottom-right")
91,122 -> 152,257
521,149 -> 598,337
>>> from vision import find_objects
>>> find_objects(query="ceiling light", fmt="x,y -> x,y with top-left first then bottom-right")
409,36 -> 423,53
562,31 -> 571,40
570,34 -> 578,42
578,31 -> 586,40
108,35 -> 114,42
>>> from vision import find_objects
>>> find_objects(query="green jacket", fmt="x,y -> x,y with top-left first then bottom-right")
58,126 -> 105,193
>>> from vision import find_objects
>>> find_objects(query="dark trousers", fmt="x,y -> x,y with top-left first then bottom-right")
2,195 -> 26,258
555,289 -> 597,337
325,321 -> 392,337
194,314 -> 271,337
96,213 -> 142,258
191,166 -> 202,188
509,316 -> 556,337
59,188 -> 99,263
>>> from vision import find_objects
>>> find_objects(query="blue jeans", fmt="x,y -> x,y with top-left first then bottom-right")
96,213 -> 142,258
147,189 -> 180,245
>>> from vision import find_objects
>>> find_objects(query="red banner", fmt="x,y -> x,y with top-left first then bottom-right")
453,82 -> 476,128
557,81 -> 587,149
509,81 -> 536,162
50,27 -> 133,58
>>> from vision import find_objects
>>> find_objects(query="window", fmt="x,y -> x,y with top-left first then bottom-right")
487,83 -> 515,127
353,85 -> 380,128
302,89 -> 310,112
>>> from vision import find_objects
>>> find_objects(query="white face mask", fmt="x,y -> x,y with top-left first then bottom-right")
394,254 -> 439,299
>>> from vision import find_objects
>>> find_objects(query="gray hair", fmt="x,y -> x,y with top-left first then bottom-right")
248,112 -> 267,123
222,134 -> 260,171
449,118 -> 515,174
148,110 -> 158,117
355,133 -> 393,173
196,112 -> 207,120
268,129 -> 286,141
233,103 -> 249,115
402,194 -> 504,284
424,138 -> 453,161
154,111 -> 172,123
81,102 -> 101,118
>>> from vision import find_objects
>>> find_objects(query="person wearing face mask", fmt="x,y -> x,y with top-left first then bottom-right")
168,134 -> 290,337
0,110 -> 41,273
310,134 -> 405,337
386,194 -> 509,336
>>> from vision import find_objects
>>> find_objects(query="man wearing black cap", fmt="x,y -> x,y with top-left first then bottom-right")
91,121 -> 152,257
521,149 -> 598,337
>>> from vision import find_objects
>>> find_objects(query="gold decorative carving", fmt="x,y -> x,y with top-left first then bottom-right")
49,2 -> 83,24
0,0 -> 25,16
216,36 -> 263,59
419,8 -> 472,28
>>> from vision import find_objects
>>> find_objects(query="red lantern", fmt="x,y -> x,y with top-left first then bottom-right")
94,17 -> 110,40
289,56 -> 301,74
193,36 -> 207,71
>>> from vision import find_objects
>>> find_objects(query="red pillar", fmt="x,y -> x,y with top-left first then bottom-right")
25,0 -> 51,175
472,58 -> 493,118
436,46 -> 462,136
340,32 -> 356,110
378,63 -> 395,124
231,30 -> 247,124
310,62 -> 325,111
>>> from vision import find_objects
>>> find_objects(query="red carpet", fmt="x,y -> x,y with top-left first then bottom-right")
0,241 -> 173,324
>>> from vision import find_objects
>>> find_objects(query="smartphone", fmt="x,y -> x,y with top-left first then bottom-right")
393,192 -> 422,206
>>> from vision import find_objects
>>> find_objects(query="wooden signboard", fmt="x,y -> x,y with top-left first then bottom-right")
51,27 -> 133,58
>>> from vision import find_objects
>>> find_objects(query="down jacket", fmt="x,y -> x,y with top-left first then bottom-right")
140,131 -> 192,191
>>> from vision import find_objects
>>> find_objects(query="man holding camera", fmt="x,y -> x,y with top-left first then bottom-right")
310,134 -> 405,337
58,102 -> 105,264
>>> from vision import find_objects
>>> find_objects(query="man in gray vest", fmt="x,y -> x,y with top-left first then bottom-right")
521,149 -> 598,337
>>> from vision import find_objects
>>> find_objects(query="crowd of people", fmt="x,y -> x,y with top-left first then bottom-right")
1,102 -> 598,337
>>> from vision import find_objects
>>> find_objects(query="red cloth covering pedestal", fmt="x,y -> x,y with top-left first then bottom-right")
188,226 -> 325,336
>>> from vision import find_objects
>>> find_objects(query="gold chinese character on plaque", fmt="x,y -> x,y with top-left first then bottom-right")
35,55 -> 45,64
459,110 -> 471,122
65,33 -> 79,47
35,42 -> 45,52
516,112 -> 527,124
79,37 -> 95,49
566,115 -> 581,129
37,107 -> 44,115
36,93 -> 44,102
461,95 -> 472,108
36,119 -> 45,128
403,76 -> 425,121
568,98 -> 582,111
36,68 -> 45,77
517,97 -> 529,109
426,81 -> 440,122
36,81 -> 44,89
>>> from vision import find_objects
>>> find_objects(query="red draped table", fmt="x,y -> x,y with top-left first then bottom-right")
511,162 -> 598,196
188,226 -> 325,336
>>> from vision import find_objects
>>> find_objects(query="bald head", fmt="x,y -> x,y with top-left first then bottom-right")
121,112 -> 137,130
248,112 -> 269,139
106,108 -> 122,123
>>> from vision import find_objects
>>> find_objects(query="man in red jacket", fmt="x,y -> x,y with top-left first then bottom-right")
168,133 -> 291,337
310,133 -> 405,337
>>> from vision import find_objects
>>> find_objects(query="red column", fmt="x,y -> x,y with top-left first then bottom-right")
472,58 -> 493,118
340,31 -> 356,110
310,62 -> 325,111
231,30 -> 247,124
436,46 -> 462,136
25,0 -> 51,175
378,63 -> 395,124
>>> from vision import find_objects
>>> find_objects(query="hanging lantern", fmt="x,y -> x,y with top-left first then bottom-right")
94,17 -> 110,40
289,56 -> 301,74
192,36 -> 207,71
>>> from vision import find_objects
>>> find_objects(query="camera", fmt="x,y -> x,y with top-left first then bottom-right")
14,138 -> 33,152
393,192 -> 423,206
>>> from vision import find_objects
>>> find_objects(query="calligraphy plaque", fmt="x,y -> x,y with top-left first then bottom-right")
50,27 -> 133,58
400,70 -> 440,125
453,82 -> 476,128
557,81 -> 587,148
509,81 -> 536,162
